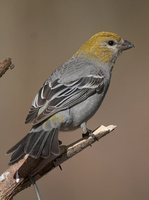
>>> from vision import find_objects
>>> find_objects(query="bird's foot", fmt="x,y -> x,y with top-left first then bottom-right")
82,128 -> 92,139
90,133 -> 99,141
82,129 -> 99,141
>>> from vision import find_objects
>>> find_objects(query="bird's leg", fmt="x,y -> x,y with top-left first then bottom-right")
81,122 -> 99,141
81,122 -> 92,138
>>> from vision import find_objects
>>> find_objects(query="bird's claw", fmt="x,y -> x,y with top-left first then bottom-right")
90,133 -> 99,141
82,129 -> 99,141
82,128 -> 92,139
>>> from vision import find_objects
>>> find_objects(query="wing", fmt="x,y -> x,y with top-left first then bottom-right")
25,73 -> 104,125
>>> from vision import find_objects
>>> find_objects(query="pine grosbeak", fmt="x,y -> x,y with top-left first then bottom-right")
7,32 -> 134,164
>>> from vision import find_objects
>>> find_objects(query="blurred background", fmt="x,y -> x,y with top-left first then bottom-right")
0,0 -> 148,199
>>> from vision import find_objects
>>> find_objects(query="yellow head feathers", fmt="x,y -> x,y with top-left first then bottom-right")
76,32 -> 123,63
89,32 -> 122,42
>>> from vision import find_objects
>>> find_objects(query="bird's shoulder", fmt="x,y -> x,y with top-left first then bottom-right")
50,55 -> 105,83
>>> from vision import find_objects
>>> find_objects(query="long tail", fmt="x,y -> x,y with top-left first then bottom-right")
7,127 -> 60,165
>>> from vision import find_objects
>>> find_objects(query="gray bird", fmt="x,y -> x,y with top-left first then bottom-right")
7,32 -> 134,164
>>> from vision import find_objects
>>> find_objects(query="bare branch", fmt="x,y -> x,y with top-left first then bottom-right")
0,125 -> 116,200
0,58 -> 15,78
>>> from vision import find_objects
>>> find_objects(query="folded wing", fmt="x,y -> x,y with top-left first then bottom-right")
25,73 -> 104,125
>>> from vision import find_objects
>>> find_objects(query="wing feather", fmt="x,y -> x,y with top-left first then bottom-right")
25,73 -> 104,125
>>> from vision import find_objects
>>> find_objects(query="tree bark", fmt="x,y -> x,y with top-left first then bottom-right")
0,125 -> 116,200
0,58 -> 14,78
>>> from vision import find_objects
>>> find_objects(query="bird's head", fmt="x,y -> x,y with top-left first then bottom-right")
76,32 -> 134,64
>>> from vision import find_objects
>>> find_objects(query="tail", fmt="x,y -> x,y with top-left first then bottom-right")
7,127 -> 60,165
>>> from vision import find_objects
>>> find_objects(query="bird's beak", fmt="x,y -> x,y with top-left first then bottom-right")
121,40 -> 135,51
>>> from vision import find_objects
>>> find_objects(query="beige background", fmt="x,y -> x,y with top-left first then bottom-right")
0,0 -> 148,199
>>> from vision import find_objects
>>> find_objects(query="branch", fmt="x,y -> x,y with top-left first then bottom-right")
0,58 -> 15,78
0,125 -> 116,200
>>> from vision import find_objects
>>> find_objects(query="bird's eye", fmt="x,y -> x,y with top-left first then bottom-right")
107,40 -> 116,46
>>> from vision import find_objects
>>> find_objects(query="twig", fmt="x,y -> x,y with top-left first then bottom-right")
29,176 -> 41,200
0,58 -> 14,78
0,125 -> 116,200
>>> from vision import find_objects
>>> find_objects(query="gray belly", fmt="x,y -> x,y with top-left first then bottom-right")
60,92 -> 104,131
71,93 -> 104,126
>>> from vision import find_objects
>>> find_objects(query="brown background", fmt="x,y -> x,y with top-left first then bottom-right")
0,0 -> 148,199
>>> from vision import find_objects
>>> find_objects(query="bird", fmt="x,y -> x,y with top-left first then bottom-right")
7,31 -> 134,164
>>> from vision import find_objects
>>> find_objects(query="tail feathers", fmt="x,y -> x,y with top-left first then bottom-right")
7,128 -> 60,165
8,141 -> 27,164
42,128 -> 60,157
7,133 -> 31,154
